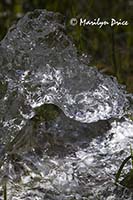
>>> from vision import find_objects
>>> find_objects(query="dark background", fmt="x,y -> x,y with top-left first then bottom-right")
0,0 -> 132,92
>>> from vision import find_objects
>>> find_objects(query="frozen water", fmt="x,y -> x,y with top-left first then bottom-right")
0,9 -> 132,200
0,9 -> 129,130
0,114 -> 133,200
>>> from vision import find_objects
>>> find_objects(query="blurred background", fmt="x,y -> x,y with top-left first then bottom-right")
0,0 -> 132,92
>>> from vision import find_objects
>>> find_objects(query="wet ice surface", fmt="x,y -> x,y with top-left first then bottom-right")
0,9 -> 133,200
0,9 -> 129,126
0,114 -> 133,200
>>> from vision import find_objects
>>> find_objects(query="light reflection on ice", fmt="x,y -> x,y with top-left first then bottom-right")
0,9 -> 132,200
0,117 -> 132,199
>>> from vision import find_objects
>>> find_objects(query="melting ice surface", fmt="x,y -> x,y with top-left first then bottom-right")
0,9 -> 129,126
0,111 -> 133,200
0,9 -> 133,200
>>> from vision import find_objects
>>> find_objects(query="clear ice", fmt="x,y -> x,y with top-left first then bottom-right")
0,9 -> 133,200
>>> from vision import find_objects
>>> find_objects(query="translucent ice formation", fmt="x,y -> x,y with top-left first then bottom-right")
0,9 -> 129,132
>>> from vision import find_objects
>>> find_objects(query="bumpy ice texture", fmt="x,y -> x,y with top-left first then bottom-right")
0,9 -> 128,136
0,9 -> 133,200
